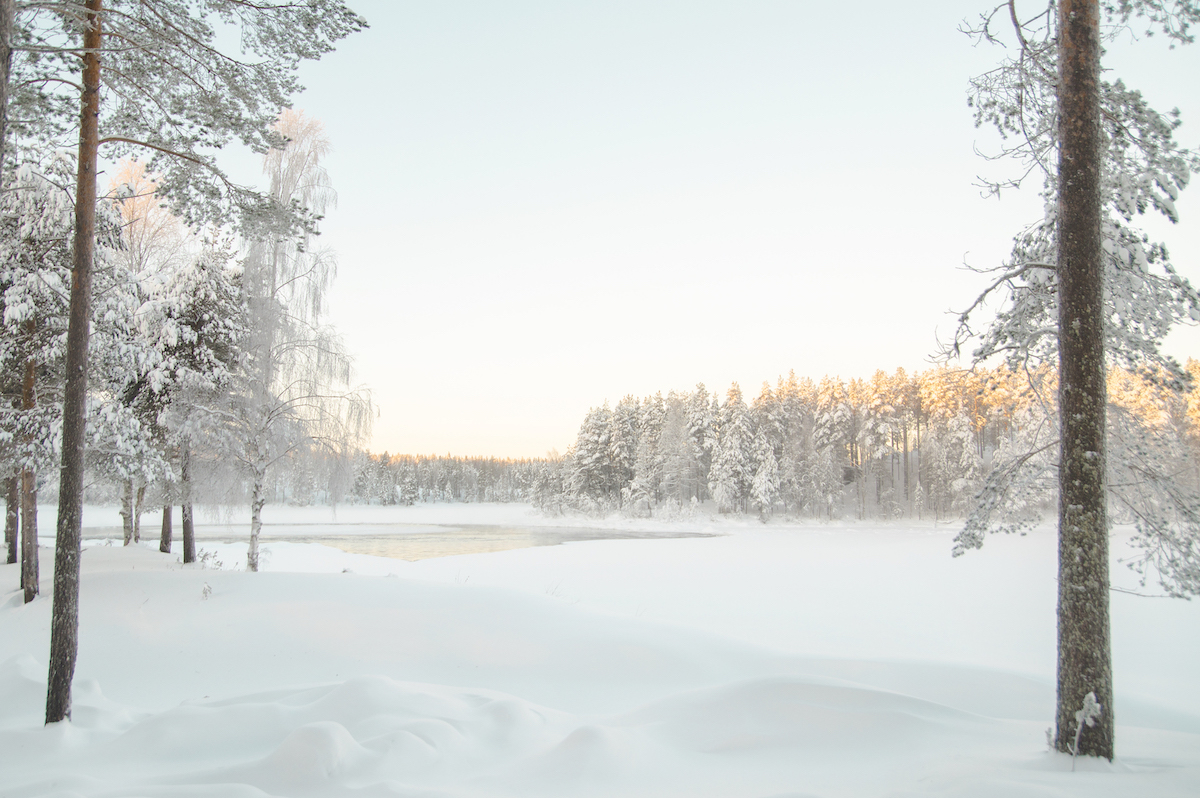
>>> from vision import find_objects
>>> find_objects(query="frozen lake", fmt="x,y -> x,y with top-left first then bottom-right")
68,505 -> 718,560
80,521 -> 716,560
8,502 -> 1200,796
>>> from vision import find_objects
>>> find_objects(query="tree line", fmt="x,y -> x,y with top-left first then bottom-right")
530,363 -> 1200,534
347,453 -> 540,506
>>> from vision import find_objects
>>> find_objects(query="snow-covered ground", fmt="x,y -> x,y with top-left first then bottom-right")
3,503 -> 1199,797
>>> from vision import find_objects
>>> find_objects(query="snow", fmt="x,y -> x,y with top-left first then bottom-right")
5,503 -> 1200,796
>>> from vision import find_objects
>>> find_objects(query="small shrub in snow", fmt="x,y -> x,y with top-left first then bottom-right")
196,549 -> 224,570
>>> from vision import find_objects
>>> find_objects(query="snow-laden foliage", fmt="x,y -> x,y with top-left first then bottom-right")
0,152 -> 136,478
949,1 -> 1200,596
952,22 -> 1200,380
7,1 -> 366,233
220,111 -> 370,571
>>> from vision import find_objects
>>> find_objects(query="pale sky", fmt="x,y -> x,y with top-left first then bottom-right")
245,1 -> 1200,458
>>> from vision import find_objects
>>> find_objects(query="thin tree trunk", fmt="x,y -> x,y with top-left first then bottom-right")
248,461 -> 266,572
4,475 -> 15,564
181,445 -> 195,564
121,478 -> 133,545
158,505 -> 171,553
1055,0 -> 1113,761
20,319 -> 37,603
0,0 -> 15,176
20,467 -> 36,603
47,0 -> 102,726
133,483 -> 145,543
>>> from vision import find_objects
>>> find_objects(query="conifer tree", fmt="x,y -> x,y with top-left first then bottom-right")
13,0 -> 367,726
954,0 -> 1200,758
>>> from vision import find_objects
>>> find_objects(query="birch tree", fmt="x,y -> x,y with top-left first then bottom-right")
228,110 -> 370,572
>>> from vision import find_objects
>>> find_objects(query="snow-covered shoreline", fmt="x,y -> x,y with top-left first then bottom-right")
4,504 -> 1199,796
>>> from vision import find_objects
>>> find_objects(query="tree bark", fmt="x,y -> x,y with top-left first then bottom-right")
4,475 -> 15,565
0,0 -> 15,176
20,318 -> 37,603
181,445 -> 195,564
159,504 -> 171,553
20,467 -> 36,603
1055,0 -> 1113,760
120,478 -> 133,545
133,482 -> 145,542
47,0 -> 101,726
248,460 -> 265,572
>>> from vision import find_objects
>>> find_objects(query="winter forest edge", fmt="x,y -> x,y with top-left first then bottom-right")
2,0 -> 1200,788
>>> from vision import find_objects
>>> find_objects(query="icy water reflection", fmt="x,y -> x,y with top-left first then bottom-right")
81,523 -> 716,561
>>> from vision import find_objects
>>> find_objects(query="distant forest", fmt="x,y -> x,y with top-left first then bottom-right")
336,361 -> 1200,524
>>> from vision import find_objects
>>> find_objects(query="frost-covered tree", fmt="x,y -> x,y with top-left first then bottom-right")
685,384 -> 715,502
102,160 -> 246,560
225,110 -> 369,572
14,0 -> 367,725
952,0 -> 1200,759
568,403 -> 614,510
710,384 -> 753,514
0,154 -> 75,602
629,393 -> 666,515
609,395 -> 640,508
656,391 -> 696,512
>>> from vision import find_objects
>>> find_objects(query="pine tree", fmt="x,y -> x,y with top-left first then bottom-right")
629,394 -> 666,515
568,404 -> 614,511
20,0 -> 366,725
954,0 -> 1200,759
609,395 -> 640,508
710,384 -> 753,514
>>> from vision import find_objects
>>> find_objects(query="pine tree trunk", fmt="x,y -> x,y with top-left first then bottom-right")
159,505 -> 172,553
121,478 -> 133,545
0,0 -> 14,176
181,445 -> 195,564
4,475 -> 16,565
133,483 -> 145,543
248,461 -> 266,572
47,0 -> 102,726
20,320 -> 37,603
1054,0 -> 1113,761
20,468 -> 37,603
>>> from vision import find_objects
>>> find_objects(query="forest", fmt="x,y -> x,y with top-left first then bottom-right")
335,361 -> 1200,547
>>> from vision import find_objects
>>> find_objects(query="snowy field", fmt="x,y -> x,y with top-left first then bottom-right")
2,503 -> 1199,797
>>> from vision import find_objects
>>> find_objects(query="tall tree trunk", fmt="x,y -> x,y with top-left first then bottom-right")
0,0 -> 14,176
1055,0 -> 1113,761
248,460 -> 266,572
158,504 -> 171,553
20,319 -> 37,603
47,0 -> 101,726
133,483 -> 145,543
20,467 -> 36,603
181,445 -> 195,564
4,475 -> 15,565
120,478 -> 133,545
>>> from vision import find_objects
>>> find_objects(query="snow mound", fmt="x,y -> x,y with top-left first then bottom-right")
4,512 -> 1199,797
